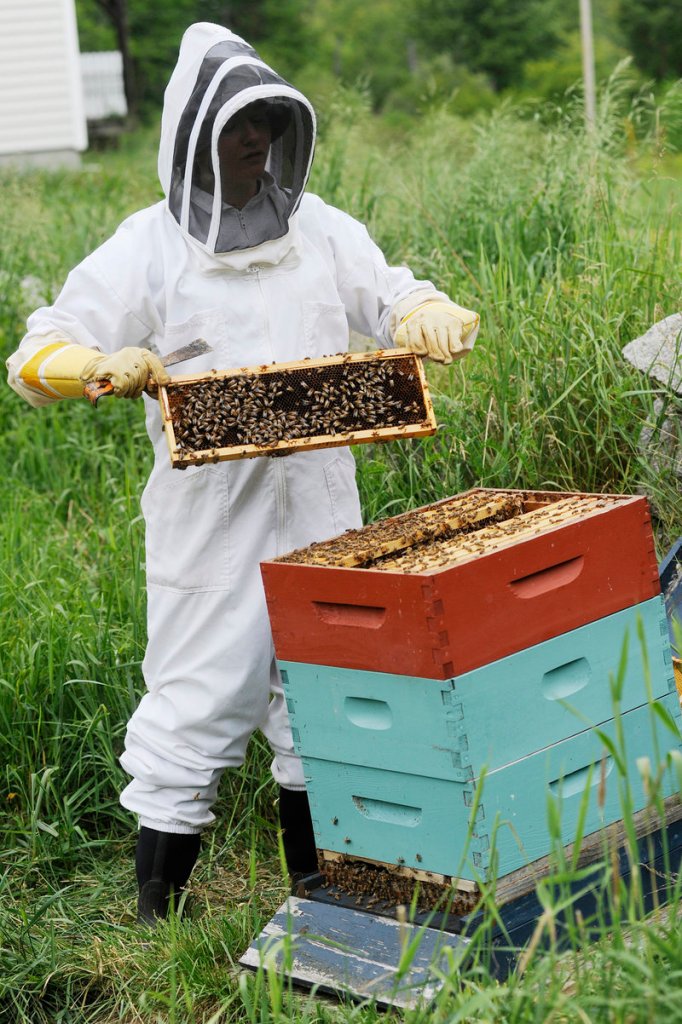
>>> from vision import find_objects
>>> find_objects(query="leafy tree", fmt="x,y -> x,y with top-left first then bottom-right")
93,0 -> 136,114
75,0 -> 315,116
520,31 -> 631,102
75,0 -> 117,50
121,0 -> 217,114
305,0 -> 417,109
413,0 -> 563,90
222,0 -> 315,79
76,0 -> 197,114
618,0 -> 682,79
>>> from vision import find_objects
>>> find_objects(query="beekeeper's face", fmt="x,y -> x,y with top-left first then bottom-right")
218,102 -> 272,194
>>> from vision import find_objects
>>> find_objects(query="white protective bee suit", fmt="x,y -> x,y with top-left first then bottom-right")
7,23 -> 456,835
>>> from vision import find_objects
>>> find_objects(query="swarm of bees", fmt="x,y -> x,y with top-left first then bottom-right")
320,854 -> 479,915
168,358 -> 428,454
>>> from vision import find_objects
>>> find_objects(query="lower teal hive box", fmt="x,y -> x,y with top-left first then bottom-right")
278,596 -> 681,882
303,694 -> 682,882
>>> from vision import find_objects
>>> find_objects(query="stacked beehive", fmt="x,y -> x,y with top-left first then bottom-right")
261,489 -> 682,889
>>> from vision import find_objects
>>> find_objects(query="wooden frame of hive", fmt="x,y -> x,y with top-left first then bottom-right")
157,349 -> 436,468
262,488 -> 661,678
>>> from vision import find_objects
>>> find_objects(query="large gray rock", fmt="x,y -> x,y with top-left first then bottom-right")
638,397 -> 682,479
623,314 -> 682,485
623,313 -> 682,393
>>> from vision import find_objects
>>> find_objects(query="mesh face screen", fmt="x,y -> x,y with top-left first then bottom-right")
167,38 -> 314,252
167,357 -> 429,453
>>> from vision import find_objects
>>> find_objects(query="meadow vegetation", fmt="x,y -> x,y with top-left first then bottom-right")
0,78 -> 681,1021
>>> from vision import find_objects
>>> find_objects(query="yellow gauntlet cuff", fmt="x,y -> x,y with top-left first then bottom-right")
18,341 -> 103,400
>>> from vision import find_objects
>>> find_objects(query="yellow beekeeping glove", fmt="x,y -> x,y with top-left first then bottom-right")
80,347 -> 169,399
394,300 -> 479,364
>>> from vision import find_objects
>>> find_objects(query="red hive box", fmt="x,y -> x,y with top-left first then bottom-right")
261,488 -> 660,679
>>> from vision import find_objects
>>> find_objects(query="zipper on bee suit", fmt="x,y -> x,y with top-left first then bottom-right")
250,264 -> 289,554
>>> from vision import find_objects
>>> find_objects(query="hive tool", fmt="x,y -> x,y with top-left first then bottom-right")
83,337 -> 214,406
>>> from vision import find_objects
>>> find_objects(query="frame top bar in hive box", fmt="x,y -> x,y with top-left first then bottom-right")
261,488 -> 661,677
157,349 -> 436,468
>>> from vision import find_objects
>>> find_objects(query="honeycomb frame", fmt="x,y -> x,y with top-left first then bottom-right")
158,349 -> 437,468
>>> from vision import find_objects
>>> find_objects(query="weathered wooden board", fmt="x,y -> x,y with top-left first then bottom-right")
238,896 -> 471,1009
240,809 -> 682,995
280,596 -> 674,784
465,807 -> 682,980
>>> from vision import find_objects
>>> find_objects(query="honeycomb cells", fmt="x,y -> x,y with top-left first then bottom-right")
168,356 -> 429,454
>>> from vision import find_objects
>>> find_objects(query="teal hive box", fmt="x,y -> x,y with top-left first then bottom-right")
280,597 -> 674,784
303,693 -> 682,882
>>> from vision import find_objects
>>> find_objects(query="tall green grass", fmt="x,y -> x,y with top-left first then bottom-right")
1,80 -> 681,1021
322,98 -> 682,531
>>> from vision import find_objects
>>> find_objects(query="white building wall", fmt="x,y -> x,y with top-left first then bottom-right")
0,0 -> 88,164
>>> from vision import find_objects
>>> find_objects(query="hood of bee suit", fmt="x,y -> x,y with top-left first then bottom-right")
158,22 -> 316,258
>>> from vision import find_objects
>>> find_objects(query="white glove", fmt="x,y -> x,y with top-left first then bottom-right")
394,300 -> 479,364
80,347 -> 169,399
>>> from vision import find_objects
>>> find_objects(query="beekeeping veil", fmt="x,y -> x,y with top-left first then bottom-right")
159,23 -> 316,255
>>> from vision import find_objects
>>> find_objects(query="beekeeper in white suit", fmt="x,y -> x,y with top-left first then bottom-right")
7,23 -> 479,924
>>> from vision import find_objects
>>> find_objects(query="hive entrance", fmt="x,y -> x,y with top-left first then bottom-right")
160,351 -> 435,466
277,489 -> 627,572
320,854 -> 479,915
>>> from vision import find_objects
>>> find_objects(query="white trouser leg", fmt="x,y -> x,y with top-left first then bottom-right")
120,570 -> 304,829
262,659 -> 306,792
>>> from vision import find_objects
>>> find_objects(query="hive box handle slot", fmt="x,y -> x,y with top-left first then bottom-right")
542,657 -> 592,700
344,697 -> 393,730
509,555 -> 584,599
549,757 -> 613,798
352,795 -> 422,826
312,601 -> 387,628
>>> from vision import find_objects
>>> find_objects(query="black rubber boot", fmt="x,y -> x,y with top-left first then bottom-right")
278,787 -> 318,889
135,827 -> 201,926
